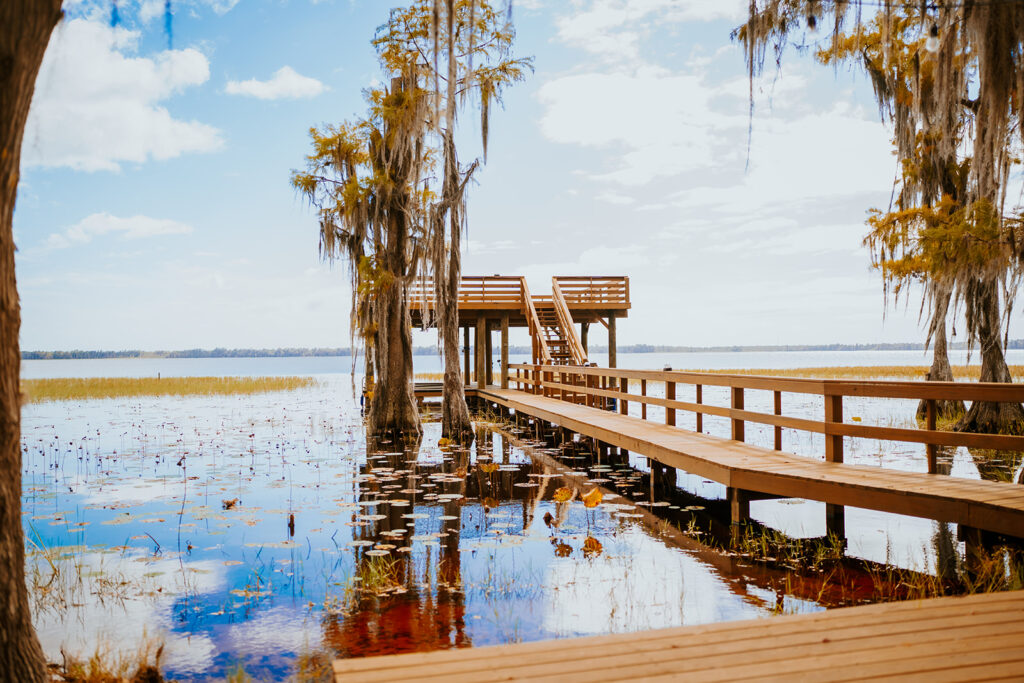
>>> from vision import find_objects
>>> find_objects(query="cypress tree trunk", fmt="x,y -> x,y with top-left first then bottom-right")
955,277 -> 1024,434
367,211 -> 420,437
916,282 -> 965,420
1,2 -> 62,680
439,202 -> 473,443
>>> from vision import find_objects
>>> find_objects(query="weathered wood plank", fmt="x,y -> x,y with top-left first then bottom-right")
334,591 -> 1024,683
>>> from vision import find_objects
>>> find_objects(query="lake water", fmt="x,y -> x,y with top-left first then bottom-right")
22,348 -> 1024,379
20,350 -> 1024,680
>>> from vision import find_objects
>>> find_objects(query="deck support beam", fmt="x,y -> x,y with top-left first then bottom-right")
463,326 -> 471,384
608,314 -> 617,390
728,487 -> 750,528
501,314 -> 509,389
485,320 -> 493,386
580,322 -> 589,355
475,316 -> 487,389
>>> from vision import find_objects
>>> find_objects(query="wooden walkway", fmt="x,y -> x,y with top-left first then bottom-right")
477,387 -> 1024,538
334,589 -> 1024,681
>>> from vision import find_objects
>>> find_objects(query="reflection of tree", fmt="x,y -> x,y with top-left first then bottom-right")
966,448 -> 1024,483
326,433 -> 469,657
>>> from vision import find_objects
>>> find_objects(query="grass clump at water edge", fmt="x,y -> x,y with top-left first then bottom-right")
21,376 -> 317,404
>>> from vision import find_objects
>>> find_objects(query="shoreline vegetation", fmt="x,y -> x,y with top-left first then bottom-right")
21,340 -> 1024,360
20,376 -> 316,404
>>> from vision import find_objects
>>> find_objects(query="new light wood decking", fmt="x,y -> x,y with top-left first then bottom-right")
477,387 -> 1024,538
334,589 -> 1024,681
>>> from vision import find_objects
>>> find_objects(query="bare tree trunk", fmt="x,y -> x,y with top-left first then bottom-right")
955,277 -> 1024,434
439,233 -> 473,442
916,281 -> 965,420
436,5 -> 473,443
1,3 -> 62,680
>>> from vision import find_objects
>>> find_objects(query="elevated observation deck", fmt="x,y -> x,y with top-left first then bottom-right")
411,275 -> 630,373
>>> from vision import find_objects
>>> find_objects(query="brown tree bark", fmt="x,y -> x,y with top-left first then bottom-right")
916,281 -> 965,420
1,2 -> 63,680
367,211 -> 421,437
438,190 -> 473,443
955,277 -> 1024,434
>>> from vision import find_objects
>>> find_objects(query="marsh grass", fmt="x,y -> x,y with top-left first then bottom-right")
686,365 -> 1024,379
52,633 -> 167,683
21,376 -> 316,404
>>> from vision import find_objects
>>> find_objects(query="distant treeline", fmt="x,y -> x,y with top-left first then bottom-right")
23,340 -> 1024,360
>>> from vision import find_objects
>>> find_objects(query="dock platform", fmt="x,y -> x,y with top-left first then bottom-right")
334,589 -> 1024,681
477,386 -> 1024,538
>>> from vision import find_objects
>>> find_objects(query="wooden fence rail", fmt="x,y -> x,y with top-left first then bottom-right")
507,363 -> 1024,474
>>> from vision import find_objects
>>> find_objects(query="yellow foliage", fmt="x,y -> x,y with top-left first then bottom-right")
582,488 -> 602,509
477,462 -> 499,474
552,487 -> 573,503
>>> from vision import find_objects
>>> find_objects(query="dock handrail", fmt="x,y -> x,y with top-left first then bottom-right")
520,279 -> 552,368
551,279 -> 588,365
553,276 -> 629,307
409,275 -> 525,309
508,363 -> 1024,475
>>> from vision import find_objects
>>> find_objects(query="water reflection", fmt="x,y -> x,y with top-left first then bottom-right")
19,380 -> 1021,680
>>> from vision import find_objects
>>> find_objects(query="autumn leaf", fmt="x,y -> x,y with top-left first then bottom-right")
438,437 -> 453,449
583,536 -> 603,556
553,487 -> 572,503
478,462 -> 499,474
483,497 -> 499,510
455,467 -> 467,478
582,488 -> 602,508
554,543 -> 572,557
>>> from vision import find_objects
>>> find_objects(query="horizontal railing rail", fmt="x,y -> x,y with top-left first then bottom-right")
506,363 -> 1024,474
409,276 -> 524,309
553,276 -> 629,307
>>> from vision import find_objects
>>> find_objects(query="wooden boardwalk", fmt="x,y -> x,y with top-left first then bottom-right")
476,387 -> 1024,538
334,589 -> 1024,681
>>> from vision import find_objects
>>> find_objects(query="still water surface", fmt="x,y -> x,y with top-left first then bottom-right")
20,351 -> 1023,679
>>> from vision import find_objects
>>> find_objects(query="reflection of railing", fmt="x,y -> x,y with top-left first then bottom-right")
509,363 -> 1024,475
520,278 -> 551,365
553,276 -> 629,307
551,279 -> 587,365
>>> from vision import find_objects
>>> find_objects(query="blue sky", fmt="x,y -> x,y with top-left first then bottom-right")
15,0 -> 1015,352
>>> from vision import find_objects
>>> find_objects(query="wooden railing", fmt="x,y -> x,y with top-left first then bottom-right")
409,275 -> 524,309
520,279 -> 552,364
551,279 -> 588,365
507,363 -> 1024,474
553,276 -> 629,307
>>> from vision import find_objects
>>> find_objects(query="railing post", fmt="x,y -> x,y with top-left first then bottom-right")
731,387 -> 744,442
926,398 -> 937,474
824,389 -> 846,539
666,381 -> 676,427
619,377 -> 629,416
696,384 -> 703,433
559,370 -> 566,402
824,392 -> 843,463
774,390 -> 782,451
641,379 -> 647,420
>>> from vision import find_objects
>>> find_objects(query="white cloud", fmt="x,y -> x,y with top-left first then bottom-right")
47,212 -> 193,249
556,0 -> 747,63
23,18 -> 221,172
225,66 -> 327,100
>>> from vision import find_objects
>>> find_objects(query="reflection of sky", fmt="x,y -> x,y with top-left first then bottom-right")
21,368 -> 995,680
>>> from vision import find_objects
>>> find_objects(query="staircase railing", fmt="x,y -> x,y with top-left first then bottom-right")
551,279 -> 588,365
520,278 -> 552,365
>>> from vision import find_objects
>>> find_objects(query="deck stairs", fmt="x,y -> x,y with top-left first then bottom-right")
524,278 -> 588,366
